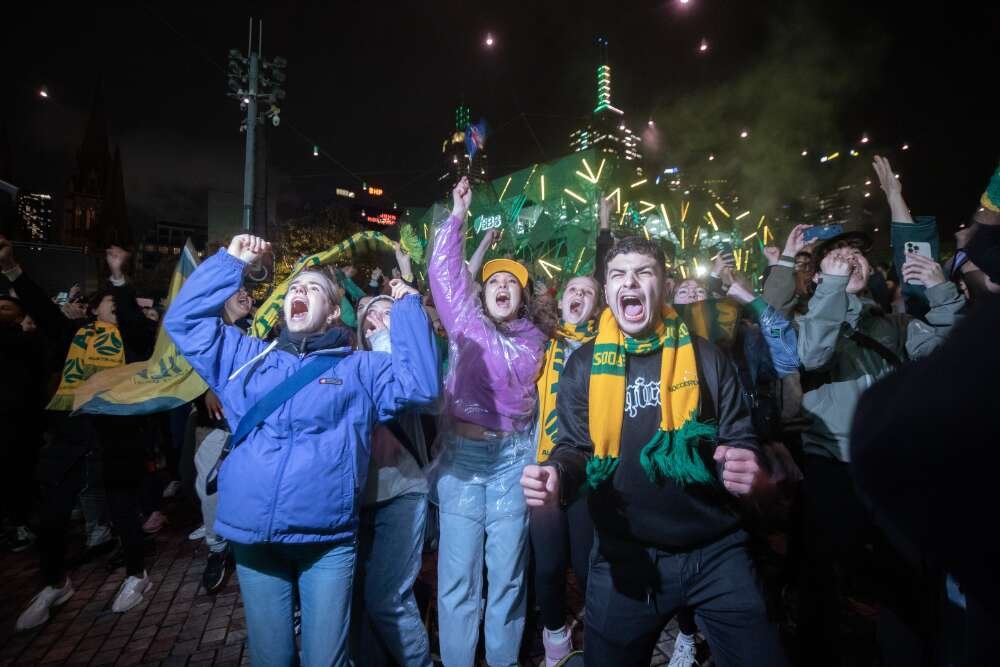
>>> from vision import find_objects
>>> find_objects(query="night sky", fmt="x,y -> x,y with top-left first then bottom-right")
6,1 -> 999,240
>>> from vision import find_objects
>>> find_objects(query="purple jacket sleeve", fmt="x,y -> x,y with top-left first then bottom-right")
429,213 -> 491,342
163,249 -> 268,393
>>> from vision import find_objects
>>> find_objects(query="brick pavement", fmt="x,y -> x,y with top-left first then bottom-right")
1,503 -> 686,666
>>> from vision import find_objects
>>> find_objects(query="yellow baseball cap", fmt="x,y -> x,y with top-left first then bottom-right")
481,258 -> 529,289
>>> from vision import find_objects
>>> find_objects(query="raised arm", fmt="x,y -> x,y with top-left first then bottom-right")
164,236 -> 269,392
873,155 -> 913,224
467,228 -> 498,282
797,252 -> 853,370
368,280 -> 441,421
594,194 -> 613,289
762,224 -> 812,317
428,177 -> 484,336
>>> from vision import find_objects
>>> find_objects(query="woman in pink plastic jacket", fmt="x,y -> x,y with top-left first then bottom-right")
428,177 -> 548,667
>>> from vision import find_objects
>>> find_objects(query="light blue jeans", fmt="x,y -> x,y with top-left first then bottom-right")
433,433 -> 530,667
356,492 -> 431,667
233,540 -> 355,667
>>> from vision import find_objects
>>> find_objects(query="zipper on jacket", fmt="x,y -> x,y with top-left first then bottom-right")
265,358 -> 303,541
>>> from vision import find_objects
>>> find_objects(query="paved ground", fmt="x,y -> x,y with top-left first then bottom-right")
0,500 -> 688,666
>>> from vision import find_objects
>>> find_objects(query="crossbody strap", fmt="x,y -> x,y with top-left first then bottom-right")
206,353 -> 346,494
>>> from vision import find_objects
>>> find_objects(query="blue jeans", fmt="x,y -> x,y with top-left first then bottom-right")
356,492 -> 431,667
233,540 -> 356,667
433,433 -> 530,667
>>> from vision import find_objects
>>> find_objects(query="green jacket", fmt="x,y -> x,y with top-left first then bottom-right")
797,274 -> 964,462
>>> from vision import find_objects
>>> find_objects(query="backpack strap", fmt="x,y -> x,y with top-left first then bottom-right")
206,353 -> 346,495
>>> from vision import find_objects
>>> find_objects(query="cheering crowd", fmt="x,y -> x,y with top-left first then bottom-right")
3,155 -> 1000,666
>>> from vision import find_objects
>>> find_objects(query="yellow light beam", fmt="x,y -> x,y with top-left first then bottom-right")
540,174 -> 545,201
763,225 -> 773,244
692,226 -> 701,246
581,158 -> 596,181
706,211 -> 719,231
681,201 -> 690,223
735,211 -> 751,221
757,214 -> 766,230
680,227 -> 686,249
660,204 -> 672,233
680,266 -> 688,279
537,260 -> 553,279
643,226 -> 650,240
715,202 -> 730,217
594,158 -> 606,183
619,206 -> 628,226
630,178 -> 647,188
573,247 -> 586,273
563,188 -> 587,204
539,259 -> 563,272
499,176 -> 512,202
639,200 -> 656,214
743,232 -> 758,242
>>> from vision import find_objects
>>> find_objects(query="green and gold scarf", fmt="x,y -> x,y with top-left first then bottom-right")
586,306 -> 717,489
535,320 -> 597,462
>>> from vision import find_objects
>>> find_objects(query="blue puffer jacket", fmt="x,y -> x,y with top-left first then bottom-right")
164,250 -> 440,545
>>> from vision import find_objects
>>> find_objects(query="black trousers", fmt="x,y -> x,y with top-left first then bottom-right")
0,415 -> 41,526
529,494 -> 594,631
37,415 -> 147,585
584,530 -> 787,667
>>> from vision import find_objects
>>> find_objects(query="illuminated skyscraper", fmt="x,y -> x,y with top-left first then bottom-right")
569,44 -> 642,168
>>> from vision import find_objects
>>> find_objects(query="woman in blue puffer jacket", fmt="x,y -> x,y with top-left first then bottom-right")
164,235 -> 440,667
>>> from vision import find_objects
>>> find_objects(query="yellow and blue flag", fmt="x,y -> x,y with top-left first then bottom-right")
73,240 -> 208,415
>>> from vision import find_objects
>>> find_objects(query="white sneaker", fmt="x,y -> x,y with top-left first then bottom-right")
162,480 -> 182,499
16,579 -> 74,631
111,572 -> 152,613
668,632 -> 698,667
188,524 -> 206,541
543,625 -> 572,667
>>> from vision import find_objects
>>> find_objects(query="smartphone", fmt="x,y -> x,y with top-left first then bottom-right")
904,241 -> 934,285
802,224 -> 844,243
55,292 -> 69,305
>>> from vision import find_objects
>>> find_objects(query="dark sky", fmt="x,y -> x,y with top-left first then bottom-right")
5,1 -> 999,238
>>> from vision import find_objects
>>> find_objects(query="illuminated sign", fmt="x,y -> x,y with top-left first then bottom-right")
367,186 -> 383,197
363,211 -> 398,226
336,188 -> 355,199
473,213 -> 503,234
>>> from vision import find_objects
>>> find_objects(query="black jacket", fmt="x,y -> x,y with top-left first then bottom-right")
547,336 -> 760,551
850,294 -> 1000,616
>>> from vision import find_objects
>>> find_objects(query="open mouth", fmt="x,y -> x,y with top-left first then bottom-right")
569,299 -> 583,317
619,294 -> 646,323
495,292 -> 511,309
290,297 -> 309,321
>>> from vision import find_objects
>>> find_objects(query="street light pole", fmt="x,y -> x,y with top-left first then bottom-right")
241,52 -> 258,233
228,19 -> 286,236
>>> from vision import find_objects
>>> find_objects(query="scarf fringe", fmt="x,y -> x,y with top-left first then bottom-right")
585,456 -> 621,490
639,416 -> 718,487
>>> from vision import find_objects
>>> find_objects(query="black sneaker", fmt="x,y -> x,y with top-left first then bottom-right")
202,548 -> 231,594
